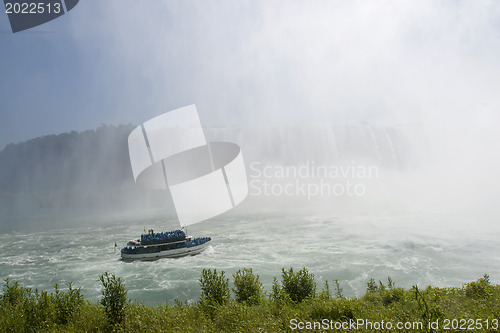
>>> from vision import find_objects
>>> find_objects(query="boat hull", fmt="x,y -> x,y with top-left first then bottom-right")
121,241 -> 210,261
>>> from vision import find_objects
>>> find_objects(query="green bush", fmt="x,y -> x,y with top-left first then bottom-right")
366,277 -> 378,293
232,268 -> 264,305
280,267 -> 316,303
465,274 -> 493,299
100,272 -> 128,327
54,282 -> 84,325
363,277 -> 404,307
0,278 -> 85,332
199,268 -> 230,306
309,298 -> 340,321
1,278 -> 31,305
412,285 -> 444,324
269,276 -> 292,307
318,280 -> 331,299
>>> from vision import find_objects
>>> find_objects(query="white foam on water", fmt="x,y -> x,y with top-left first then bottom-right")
0,212 -> 499,304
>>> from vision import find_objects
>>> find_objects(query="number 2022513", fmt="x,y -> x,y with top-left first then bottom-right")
5,2 -> 62,14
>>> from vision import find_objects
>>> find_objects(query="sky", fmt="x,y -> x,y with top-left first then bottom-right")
1,0 -> 500,150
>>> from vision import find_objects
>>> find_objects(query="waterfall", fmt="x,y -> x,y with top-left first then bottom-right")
204,123 -> 426,170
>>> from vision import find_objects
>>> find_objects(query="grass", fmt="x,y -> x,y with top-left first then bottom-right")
1,270 -> 499,332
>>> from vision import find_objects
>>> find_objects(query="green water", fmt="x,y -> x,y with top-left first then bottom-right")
1,212 -> 499,305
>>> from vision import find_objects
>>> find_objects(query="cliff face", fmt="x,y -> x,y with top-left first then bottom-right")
0,124 -> 149,217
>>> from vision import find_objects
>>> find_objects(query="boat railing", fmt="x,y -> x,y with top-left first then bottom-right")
141,239 -> 187,248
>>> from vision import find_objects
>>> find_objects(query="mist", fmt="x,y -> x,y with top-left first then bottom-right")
69,0 -> 500,123
65,0 -> 500,218
2,0 -> 500,230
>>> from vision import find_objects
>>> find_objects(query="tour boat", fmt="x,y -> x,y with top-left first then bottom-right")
121,228 -> 211,260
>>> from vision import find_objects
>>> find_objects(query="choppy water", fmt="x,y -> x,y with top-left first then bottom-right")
1,212 -> 499,305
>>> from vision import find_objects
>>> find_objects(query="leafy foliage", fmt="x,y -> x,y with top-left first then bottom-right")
412,285 -> 444,324
0,278 -> 85,332
1,271 -> 499,332
280,267 -> 316,303
199,269 -> 230,306
464,273 -> 493,299
366,277 -> 377,293
269,276 -> 292,306
100,271 -> 128,327
232,268 -> 264,305
319,280 -> 332,299
54,282 -> 84,325
334,279 -> 344,299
